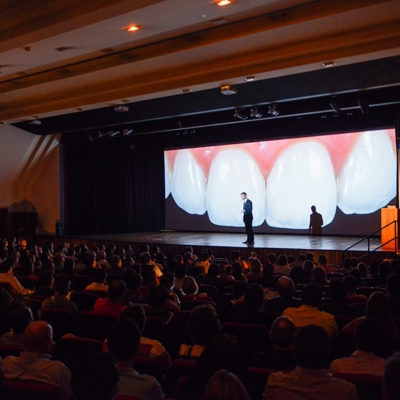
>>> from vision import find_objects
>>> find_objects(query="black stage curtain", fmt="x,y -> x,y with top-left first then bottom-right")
63,138 -> 165,235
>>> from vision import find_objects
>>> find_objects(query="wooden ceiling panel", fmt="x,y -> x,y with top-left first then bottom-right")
0,0 -> 165,51
1,19 -> 398,121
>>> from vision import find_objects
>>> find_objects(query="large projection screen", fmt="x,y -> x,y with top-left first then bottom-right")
165,129 -> 397,235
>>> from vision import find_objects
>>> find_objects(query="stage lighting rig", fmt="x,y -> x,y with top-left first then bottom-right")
250,108 -> 263,118
267,104 -> 279,116
234,108 -> 248,120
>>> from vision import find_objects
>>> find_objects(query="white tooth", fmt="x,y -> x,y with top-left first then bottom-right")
266,141 -> 337,229
164,153 -> 172,198
171,149 -> 206,214
337,130 -> 396,214
206,149 -> 265,227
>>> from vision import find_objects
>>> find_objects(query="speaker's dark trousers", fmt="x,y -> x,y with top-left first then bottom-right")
244,214 -> 254,243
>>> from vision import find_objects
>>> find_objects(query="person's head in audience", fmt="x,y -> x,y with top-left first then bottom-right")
201,369 -> 250,400
343,258 -> 352,270
366,291 -> 393,333
295,324 -> 329,369
269,316 -> 296,349
318,254 -> 327,266
289,266 -> 304,284
207,263 -> 220,278
343,275 -> 358,295
350,268 -> 362,284
175,263 -> 187,280
267,253 -> 276,265
0,259 -> 13,274
107,279 -> 126,302
244,284 -> 264,311
287,255 -> 295,265
306,252 -> 314,262
93,268 -> 107,284
384,352 -> 400,400
312,267 -> 326,284
232,262 -> 244,278
107,319 -> 140,365
357,262 -> 368,278
276,276 -> 295,298
120,305 -> 146,334
355,318 -> 383,353
38,271 -> 54,288
249,258 -> 262,274
189,304 -> 221,346
231,251 -> 241,263
159,272 -> 174,290
197,333 -> 241,381
182,276 -> 199,295
302,260 -> 314,280
277,254 -> 288,267
72,353 -> 118,400
302,283 -> 322,307
23,321 -> 54,354
379,261 -> 392,281
148,286 -> 169,308
54,277 -> 70,297
10,306 -> 33,336
109,254 -> 122,270
123,269 -> 142,291
329,279 -> 346,303
63,258 -> 75,274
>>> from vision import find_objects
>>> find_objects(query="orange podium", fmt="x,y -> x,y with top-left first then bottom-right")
381,207 -> 398,251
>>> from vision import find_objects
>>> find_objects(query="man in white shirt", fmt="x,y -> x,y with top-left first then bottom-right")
283,283 -> 338,339
264,325 -> 357,400
0,259 -> 31,296
330,318 -> 386,377
107,319 -> 165,400
2,321 -> 72,400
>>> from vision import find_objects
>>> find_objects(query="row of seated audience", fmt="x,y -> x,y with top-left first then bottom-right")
0,238 -> 400,399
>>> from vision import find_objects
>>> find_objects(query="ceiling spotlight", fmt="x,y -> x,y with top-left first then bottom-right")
122,129 -> 133,136
250,108 -> 263,118
114,105 -> 129,113
220,84 -> 237,95
28,119 -> 42,126
267,104 -> 279,117
234,108 -> 248,120
217,0 -> 232,6
322,61 -> 336,68
245,76 -> 256,82
125,25 -> 140,32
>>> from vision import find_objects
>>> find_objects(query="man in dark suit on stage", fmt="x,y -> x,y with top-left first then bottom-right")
241,192 -> 254,244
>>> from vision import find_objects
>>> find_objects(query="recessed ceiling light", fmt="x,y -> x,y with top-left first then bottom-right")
220,85 -> 237,95
125,25 -> 140,32
245,76 -> 256,82
322,61 -> 336,68
182,88 -> 191,93
217,0 -> 232,6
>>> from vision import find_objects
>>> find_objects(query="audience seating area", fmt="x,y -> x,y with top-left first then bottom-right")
0,239 -> 400,399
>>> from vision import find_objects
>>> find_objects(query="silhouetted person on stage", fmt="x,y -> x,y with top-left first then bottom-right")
241,192 -> 254,245
309,205 -> 323,235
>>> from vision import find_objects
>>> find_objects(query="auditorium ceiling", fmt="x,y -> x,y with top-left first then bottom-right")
0,0 -> 399,131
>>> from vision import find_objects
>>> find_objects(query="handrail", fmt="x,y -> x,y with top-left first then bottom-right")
342,219 -> 398,263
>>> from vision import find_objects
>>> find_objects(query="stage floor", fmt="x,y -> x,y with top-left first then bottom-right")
70,231 -> 383,253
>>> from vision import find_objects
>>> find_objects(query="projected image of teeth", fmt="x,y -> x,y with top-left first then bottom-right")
164,153 -> 172,198
266,141 -> 337,229
171,149 -> 207,215
337,130 -> 396,214
206,148 -> 265,227
165,128 -> 397,230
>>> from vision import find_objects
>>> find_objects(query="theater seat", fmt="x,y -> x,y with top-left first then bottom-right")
79,311 -> 117,340
166,358 -> 197,397
2,380 -> 62,400
332,372 -> 383,400
40,309 -> 78,339
0,343 -> 23,358
54,336 -> 103,370
70,291 -> 98,311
